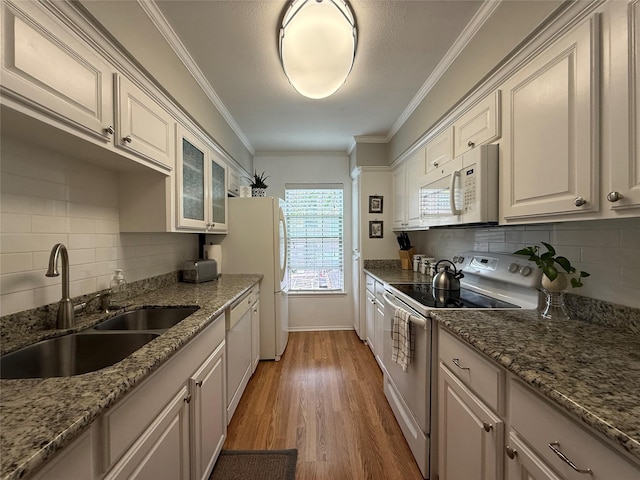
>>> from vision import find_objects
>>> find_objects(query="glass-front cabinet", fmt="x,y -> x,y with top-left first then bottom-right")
176,125 -> 228,233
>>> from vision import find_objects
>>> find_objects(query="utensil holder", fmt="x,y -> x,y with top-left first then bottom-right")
399,248 -> 416,270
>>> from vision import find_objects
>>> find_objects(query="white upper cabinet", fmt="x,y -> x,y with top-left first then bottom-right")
115,74 -> 175,171
603,0 -> 640,212
392,147 -> 426,230
453,90 -> 501,157
1,0 -> 113,142
425,127 -> 454,175
176,125 -> 228,233
500,15 -> 599,221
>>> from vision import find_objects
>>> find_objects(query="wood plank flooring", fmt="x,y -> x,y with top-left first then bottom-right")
224,330 -> 424,480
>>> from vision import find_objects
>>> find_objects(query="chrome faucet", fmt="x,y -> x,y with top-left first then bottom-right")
46,243 -> 74,329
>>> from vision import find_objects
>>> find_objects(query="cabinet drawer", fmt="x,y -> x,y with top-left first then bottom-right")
438,329 -> 504,412
365,275 -> 375,294
510,379 -> 640,480
374,281 -> 385,304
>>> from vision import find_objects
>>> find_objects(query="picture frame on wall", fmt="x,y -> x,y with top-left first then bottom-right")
369,220 -> 383,238
368,195 -> 383,214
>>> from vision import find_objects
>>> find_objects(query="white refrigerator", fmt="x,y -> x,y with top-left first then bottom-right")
220,197 -> 289,360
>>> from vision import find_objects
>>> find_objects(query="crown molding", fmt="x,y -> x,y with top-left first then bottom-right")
387,0 -> 502,141
138,0 -> 255,155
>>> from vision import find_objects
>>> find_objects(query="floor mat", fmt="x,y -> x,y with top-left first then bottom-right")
209,449 -> 298,480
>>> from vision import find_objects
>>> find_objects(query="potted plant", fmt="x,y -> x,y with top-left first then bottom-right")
514,242 -> 590,320
246,170 -> 269,197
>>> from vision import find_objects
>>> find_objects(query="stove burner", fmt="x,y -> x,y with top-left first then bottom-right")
389,283 -> 520,309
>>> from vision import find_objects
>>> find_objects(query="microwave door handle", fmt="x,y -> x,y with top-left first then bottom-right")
449,169 -> 462,215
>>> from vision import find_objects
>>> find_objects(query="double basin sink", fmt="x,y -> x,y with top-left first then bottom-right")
0,307 -> 199,379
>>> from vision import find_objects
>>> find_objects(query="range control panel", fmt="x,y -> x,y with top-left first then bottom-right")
451,251 -> 542,289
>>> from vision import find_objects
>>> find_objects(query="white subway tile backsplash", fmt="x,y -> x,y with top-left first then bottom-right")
0,138 -> 198,316
412,218 -> 640,308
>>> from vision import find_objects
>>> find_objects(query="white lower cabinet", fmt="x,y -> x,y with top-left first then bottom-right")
190,342 -> 226,480
365,289 -> 375,355
105,386 -> 191,480
32,429 -> 96,480
99,315 -> 226,480
436,326 -> 640,480
251,297 -> 260,374
438,363 -> 504,480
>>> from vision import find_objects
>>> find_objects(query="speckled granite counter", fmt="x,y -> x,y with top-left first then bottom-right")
0,274 -> 261,480
365,266 -> 640,465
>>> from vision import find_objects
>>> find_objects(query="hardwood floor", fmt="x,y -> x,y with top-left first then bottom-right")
224,330 -> 424,480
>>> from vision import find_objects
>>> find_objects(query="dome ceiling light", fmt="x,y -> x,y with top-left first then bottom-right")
278,0 -> 357,99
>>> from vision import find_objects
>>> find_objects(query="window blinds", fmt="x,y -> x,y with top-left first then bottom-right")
285,186 -> 344,291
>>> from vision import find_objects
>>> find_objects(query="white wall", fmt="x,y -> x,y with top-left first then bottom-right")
0,137 -> 199,316
253,153 -> 353,331
408,218 -> 640,309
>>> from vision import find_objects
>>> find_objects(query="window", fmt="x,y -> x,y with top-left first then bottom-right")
285,185 -> 344,292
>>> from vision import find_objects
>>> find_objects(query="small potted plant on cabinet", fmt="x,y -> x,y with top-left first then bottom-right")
514,242 -> 590,320
246,170 -> 269,197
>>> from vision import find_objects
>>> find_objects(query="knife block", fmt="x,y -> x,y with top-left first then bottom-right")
399,248 -> 416,270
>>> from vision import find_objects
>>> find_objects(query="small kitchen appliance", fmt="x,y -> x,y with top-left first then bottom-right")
182,259 -> 218,283
382,251 -> 540,478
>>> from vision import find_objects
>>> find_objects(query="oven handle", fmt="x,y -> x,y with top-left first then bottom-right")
383,292 -> 428,330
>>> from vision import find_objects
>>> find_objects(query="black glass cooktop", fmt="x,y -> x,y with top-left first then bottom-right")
389,283 -> 520,309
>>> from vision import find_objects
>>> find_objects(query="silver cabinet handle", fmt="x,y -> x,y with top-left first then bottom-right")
483,422 -> 493,432
433,161 -> 439,167
195,380 -> 203,387
452,358 -> 470,370
123,135 -> 132,143
548,442 -> 592,474
184,394 -> 192,404
607,191 -> 623,202
104,125 -> 115,135
505,445 -> 517,460
574,196 -> 586,207
467,141 -> 475,147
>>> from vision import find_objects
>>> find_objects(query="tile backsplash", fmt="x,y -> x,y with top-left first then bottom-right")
0,137 -> 198,316
410,218 -> 640,309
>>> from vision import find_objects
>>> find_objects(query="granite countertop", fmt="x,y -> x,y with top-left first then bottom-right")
0,274 -> 261,480
365,266 -> 640,465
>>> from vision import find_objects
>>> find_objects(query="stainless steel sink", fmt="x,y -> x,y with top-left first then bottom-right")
0,332 -> 160,379
94,307 -> 199,331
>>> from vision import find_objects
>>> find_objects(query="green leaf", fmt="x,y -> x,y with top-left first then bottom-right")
541,242 -> 556,256
555,256 -> 572,273
571,277 -> 583,288
580,271 -> 590,278
543,265 -> 558,281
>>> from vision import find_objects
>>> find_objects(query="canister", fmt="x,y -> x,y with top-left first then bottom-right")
420,257 -> 436,277
412,254 -> 424,272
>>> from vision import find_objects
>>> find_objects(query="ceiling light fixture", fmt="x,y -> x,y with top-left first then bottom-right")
279,0 -> 357,100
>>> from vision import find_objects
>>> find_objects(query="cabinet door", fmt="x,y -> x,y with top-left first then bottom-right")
208,149 -> 228,233
106,386 -> 190,480
392,164 -> 407,229
500,17 -> 599,221
1,0 -> 113,142
374,297 -> 385,368
115,74 -> 175,172
453,91 -> 500,157
251,299 -> 260,373
505,432 -> 562,480
365,290 -> 375,355
31,429 -> 95,480
191,342 -> 226,480
605,1 -> 640,211
438,364 -> 504,480
426,127 -> 454,175
226,298 -> 253,421
176,126 -> 207,230
406,148 -> 427,227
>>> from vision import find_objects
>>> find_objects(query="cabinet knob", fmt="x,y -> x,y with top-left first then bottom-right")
195,380 -> 203,387
433,161 -> 439,167
123,135 -> 132,143
505,445 -> 517,460
104,125 -> 115,135
483,421 -> 493,432
574,196 -> 587,207
467,141 -> 475,147
184,394 -> 192,404
607,191 -> 623,203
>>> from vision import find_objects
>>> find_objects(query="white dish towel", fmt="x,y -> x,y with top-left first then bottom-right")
392,307 -> 414,372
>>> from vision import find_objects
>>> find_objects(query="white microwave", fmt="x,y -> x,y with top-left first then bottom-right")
420,144 -> 498,227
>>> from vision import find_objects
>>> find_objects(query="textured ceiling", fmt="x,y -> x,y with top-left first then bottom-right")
152,0 -> 484,154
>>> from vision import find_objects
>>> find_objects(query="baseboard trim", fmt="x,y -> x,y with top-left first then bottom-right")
288,326 -> 355,332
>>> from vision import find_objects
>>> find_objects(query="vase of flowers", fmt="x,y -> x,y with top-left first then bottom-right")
514,242 -> 590,320
246,170 -> 269,197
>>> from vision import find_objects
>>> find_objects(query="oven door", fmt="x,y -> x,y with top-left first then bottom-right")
383,290 -> 432,478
